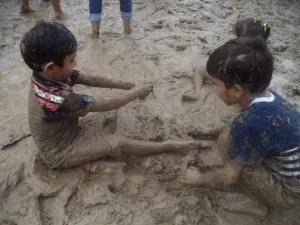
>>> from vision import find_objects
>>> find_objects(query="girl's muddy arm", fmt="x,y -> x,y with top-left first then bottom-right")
75,71 -> 135,90
90,85 -> 153,112
180,159 -> 244,188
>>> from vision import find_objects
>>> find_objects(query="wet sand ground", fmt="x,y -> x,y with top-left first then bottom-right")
0,0 -> 299,224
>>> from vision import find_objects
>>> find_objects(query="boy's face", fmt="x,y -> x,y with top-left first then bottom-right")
211,77 -> 243,106
44,52 -> 77,82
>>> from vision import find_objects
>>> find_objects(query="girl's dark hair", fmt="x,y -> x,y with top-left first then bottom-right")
233,18 -> 270,41
206,37 -> 273,94
20,21 -> 77,71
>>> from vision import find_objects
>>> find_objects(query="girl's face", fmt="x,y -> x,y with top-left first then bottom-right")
211,77 -> 244,106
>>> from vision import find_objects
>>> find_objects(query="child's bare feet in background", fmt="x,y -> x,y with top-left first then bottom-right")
52,0 -> 65,20
20,0 -> 34,14
20,7 -> 34,14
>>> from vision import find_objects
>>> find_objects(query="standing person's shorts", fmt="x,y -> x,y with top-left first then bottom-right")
89,0 -> 132,22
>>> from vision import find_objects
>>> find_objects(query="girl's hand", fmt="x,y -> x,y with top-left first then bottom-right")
137,85 -> 153,100
122,82 -> 135,90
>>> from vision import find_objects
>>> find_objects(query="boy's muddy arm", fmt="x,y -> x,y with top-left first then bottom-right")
180,159 -> 244,188
77,72 -> 135,90
90,85 -> 153,112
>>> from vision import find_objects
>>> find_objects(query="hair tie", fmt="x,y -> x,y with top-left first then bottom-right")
262,23 -> 270,31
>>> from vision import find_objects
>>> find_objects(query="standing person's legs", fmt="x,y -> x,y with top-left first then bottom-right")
52,0 -> 64,19
89,0 -> 102,38
20,0 -> 34,13
120,0 -> 132,34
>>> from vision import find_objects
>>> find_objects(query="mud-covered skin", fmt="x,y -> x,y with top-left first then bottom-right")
27,71 -> 147,168
28,71 -> 199,169
2,0 -> 300,224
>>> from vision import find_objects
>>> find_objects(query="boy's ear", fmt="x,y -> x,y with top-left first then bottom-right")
43,62 -> 55,77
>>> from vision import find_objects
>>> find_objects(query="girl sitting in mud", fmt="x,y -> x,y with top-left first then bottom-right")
182,17 -> 270,101
180,37 -> 300,217
20,21 -> 200,169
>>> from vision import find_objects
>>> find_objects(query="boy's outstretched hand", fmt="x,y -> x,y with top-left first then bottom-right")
137,85 -> 153,100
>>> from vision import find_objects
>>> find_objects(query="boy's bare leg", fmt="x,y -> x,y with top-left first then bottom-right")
60,134 -> 201,169
113,135 -> 200,155
20,0 -> 34,13
123,19 -> 131,35
52,0 -> 64,19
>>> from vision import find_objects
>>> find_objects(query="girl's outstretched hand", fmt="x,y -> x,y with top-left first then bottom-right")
122,82 -> 135,90
137,85 -> 153,100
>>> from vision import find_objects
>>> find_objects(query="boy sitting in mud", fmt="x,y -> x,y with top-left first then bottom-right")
180,37 -> 300,217
20,21 -> 200,169
182,17 -> 270,101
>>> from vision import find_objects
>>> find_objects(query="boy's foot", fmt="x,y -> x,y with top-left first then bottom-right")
20,7 -> 34,14
166,140 -> 202,155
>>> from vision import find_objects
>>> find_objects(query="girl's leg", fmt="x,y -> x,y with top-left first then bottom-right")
240,166 -> 291,208
120,0 -> 132,34
89,0 -> 102,38
20,0 -> 34,13
52,0 -> 64,19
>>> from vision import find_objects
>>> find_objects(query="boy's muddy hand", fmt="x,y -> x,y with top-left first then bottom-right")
138,85 -> 153,100
179,168 -> 203,186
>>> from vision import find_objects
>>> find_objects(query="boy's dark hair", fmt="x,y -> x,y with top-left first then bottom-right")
206,37 -> 273,94
233,18 -> 270,41
20,21 -> 77,71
